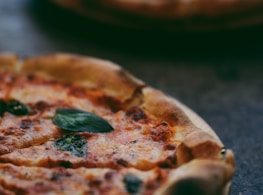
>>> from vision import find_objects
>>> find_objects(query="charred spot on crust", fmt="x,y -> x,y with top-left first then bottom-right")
164,143 -> 176,150
126,106 -> 147,121
26,74 -> 35,81
158,155 -> 177,168
116,159 -> 129,167
92,95 -> 123,112
147,122 -> 173,142
103,96 -> 123,112
123,174 -> 143,194
89,179 -> 102,187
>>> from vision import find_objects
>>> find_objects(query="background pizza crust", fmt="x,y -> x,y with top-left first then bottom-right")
51,0 -> 263,31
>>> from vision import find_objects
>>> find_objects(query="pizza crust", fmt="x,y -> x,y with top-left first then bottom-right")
52,0 -> 263,18
0,53 -> 18,71
20,53 -> 145,103
0,53 -> 235,195
51,0 -> 263,31
155,159 -> 235,195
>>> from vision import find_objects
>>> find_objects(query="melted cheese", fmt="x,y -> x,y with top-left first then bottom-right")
0,73 -> 178,170
0,72 -> 177,194
0,163 -> 166,195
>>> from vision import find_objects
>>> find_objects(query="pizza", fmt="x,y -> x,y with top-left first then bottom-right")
51,0 -> 263,30
0,53 -> 235,195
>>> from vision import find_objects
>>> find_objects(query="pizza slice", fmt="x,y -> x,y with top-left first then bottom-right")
0,53 -> 235,194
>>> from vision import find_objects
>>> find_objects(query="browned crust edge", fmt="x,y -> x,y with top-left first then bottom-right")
20,53 -> 146,103
0,53 -> 18,71
0,53 -> 235,195
155,159 -> 235,195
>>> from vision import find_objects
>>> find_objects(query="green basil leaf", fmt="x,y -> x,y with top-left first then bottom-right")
54,134 -> 87,158
7,100 -> 30,116
0,100 -> 7,117
53,108 -> 114,133
123,174 -> 143,194
0,99 -> 30,116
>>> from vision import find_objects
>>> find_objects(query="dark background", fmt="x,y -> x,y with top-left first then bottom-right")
0,0 -> 263,194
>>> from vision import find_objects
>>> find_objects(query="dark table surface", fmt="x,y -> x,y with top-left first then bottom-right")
1,0 -> 263,194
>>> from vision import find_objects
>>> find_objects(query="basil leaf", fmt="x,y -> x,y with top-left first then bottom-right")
0,100 -> 7,117
53,108 -> 114,133
123,174 -> 143,194
7,100 -> 30,116
0,99 -> 30,116
54,134 -> 87,158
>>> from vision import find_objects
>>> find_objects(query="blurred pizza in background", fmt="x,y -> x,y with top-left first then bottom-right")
51,0 -> 263,31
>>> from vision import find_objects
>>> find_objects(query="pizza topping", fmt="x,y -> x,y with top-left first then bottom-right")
54,134 -> 87,158
123,174 -> 143,194
50,171 -> 72,181
157,155 -> 177,168
6,99 -> 30,116
26,74 -> 36,81
164,143 -> 176,150
117,159 -> 129,167
145,121 -> 173,142
31,101 -> 51,112
0,99 -> 30,116
0,99 -> 7,116
126,106 -> 147,121
53,108 -> 114,133
104,171 -> 116,180
20,119 -> 34,129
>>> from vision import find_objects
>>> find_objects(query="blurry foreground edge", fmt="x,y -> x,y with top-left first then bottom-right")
50,0 -> 263,32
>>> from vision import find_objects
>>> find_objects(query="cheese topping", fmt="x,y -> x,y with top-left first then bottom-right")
0,72 -> 178,171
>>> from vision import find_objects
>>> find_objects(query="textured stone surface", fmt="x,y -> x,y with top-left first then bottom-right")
0,1 -> 263,194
